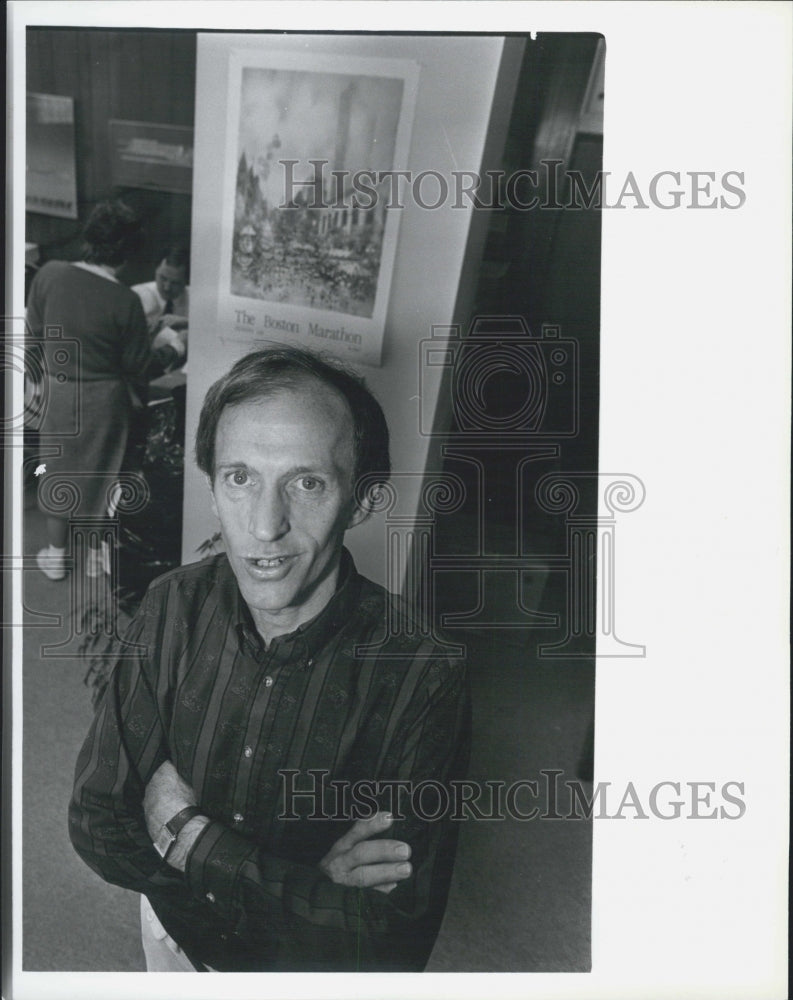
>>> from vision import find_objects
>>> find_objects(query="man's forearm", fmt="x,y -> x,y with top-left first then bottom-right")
176,814 -> 448,971
68,789 -> 185,896
174,664 -> 468,969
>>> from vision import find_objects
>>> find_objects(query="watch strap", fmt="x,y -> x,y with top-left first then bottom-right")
165,805 -> 203,838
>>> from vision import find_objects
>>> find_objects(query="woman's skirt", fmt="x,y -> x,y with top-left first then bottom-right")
36,376 -> 132,520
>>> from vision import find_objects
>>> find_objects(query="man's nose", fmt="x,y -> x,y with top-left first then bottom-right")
249,485 -> 289,541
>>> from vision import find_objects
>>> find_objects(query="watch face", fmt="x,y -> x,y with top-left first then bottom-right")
153,828 -> 176,858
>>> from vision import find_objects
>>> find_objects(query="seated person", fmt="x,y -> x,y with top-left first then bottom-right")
133,245 -> 190,371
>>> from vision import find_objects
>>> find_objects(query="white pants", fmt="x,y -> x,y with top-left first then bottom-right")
140,895 -> 200,972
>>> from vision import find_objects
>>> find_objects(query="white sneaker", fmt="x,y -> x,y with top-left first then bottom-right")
86,541 -> 112,577
37,547 -> 66,581
86,547 -> 103,578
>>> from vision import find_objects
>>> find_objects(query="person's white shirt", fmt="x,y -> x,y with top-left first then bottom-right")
133,257 -> 190,366
132,280 -> 190,335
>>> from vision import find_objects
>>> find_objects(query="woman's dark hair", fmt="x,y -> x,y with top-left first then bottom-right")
82,200 -> 144,267
195,347 -> 391,490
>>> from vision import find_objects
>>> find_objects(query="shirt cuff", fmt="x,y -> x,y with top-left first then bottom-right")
152,326 -> 186,356
184,819 -> 252,922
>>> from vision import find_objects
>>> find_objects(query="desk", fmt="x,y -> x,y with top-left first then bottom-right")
149,368 -> 186,399
148,368 -> 186,444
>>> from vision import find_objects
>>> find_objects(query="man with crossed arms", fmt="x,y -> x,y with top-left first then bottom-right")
70,346 -> 469,972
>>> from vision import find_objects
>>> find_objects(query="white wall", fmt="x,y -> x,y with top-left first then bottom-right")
183,32 -> 522,588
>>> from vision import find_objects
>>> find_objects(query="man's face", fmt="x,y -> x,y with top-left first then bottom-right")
155,260 -> 187,301
210,383 -> 366,636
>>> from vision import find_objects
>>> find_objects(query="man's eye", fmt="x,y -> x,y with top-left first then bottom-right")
297,476 -> 322,492
229,470 -> 249,486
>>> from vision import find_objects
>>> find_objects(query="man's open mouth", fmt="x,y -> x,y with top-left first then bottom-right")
251,556 -> 289,567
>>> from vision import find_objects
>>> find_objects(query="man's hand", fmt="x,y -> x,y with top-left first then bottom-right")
143,761 -> 208,872
319,812 -> 412,894
156,314 -> 188,333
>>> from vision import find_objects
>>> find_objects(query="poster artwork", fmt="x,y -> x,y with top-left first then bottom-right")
26,93 -> 78,219
222,52 -> 418,365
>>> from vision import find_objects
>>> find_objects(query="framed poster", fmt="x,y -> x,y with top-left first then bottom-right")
108,119 -> 194,194
217,49 -> 419,365
25,92 -> 78,218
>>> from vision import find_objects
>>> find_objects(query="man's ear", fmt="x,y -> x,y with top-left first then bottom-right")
347,479 -> 378,529
348,476 -> 387,529
347,502 -> 371,530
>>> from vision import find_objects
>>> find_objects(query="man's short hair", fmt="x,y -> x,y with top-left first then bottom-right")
195,346 -> 391,492
160,244 -> 189,276
82,200 -> 143,267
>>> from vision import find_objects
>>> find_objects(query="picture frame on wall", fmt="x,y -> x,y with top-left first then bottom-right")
216,48 -> 420,366
108,120 -> 194,195
25,92 -> 78,219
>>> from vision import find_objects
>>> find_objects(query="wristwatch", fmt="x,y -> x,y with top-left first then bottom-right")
153,806 -> 203,860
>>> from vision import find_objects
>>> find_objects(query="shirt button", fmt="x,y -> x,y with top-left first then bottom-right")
264,676 -> 273,687
233,813 -> 244,824
206,892 -> 215,903
243,746 -> 253,758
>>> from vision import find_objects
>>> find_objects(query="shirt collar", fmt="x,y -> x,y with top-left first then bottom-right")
154,284 -> 186,309
228,548 -> 362,664
72,261 -> 119,283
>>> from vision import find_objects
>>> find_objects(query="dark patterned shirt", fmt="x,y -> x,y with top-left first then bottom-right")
69,550 -> 470,971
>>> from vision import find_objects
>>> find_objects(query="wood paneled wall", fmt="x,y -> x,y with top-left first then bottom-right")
26,28 -> 197,283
